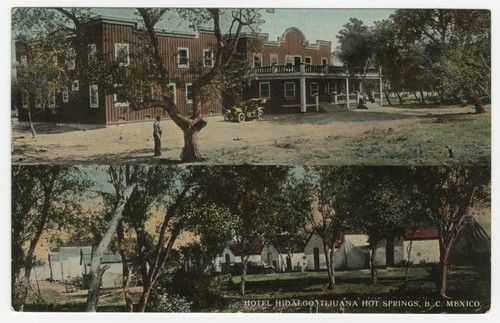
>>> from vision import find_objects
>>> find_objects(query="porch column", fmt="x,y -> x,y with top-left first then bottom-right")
345,77 -> 350,110
379,75 -> 383,107
300,77 -> 307,113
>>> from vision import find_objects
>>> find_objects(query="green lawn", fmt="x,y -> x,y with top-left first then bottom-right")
23,265 -> 490,313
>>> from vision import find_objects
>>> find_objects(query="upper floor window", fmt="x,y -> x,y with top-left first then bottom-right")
115,43 -> 130,67
285,55 -> 294,67
67,48 -> 76,70
253,53 -> 262,68
321,57 -> 328,66
203,49 -> 214,67
88,44 -> 97,62
304,56 -> 312,66
270,54 -> 278,66
72,80 -> 80,92
178,48 -> 189,68
186,83 -> 193,103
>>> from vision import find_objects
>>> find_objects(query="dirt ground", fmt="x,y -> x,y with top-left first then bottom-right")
11,104 -> 490,166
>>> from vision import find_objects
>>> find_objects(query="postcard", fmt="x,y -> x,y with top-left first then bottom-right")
8,4 -> 492,317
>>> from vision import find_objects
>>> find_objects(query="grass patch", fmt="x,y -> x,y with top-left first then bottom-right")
348,111 -> 490,165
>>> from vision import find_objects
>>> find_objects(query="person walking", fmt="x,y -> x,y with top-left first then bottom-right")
153,116 -> 163,156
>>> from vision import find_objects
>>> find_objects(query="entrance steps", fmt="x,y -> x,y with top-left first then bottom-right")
319,103 -> 349,113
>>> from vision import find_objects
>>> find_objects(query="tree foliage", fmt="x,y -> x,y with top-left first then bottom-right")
11,165 -> 90,311
336,9 -> 490,110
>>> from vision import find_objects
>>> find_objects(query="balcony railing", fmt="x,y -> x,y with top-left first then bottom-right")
253,65 -> 379,75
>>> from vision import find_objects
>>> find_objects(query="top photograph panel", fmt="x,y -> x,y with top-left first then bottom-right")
11,8 -> 491,166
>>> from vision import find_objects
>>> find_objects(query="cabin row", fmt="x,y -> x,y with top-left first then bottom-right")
214,229 -> 440,274
15,15 -> 383,125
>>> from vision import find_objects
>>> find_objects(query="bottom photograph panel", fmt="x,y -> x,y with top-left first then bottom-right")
11,165 -> 490,313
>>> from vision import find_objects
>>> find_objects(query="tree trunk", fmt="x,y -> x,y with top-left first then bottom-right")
396,92 -> 404,105
323,241 -> 335,289
86,265 -> 110,312
85,180 -> 137,312
370,246 -> 378,285
403,240 -> 414,287
383,91 -> 393,105
137,279 -> 154,312
472,92 -> 485,114
27,107 -> 36,138
181,129 -> 203,162
15,170 -> 58,311
117,221 -> 133,312
240,254 -> 249,296
420,89 -> 426,104
438,244 -> 452,298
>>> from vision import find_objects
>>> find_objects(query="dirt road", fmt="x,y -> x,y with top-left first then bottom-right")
11,105 -> 490,166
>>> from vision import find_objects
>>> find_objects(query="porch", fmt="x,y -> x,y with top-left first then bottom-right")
250,64 -> 383,112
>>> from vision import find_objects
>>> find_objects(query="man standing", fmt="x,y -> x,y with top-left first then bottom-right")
153,116 -> 162,156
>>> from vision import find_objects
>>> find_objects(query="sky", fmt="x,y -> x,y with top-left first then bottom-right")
94,8 -> 394,50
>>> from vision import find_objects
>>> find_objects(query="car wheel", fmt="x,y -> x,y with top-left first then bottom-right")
257,110 -> 264,119
224,114 -> 230,121
237,113 -> 245,123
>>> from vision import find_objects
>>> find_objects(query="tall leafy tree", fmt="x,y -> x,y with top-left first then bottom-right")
85,166 -> 139,312
335,18 -> 374,76
12,8 -> 95,134
390,9 -> 490,111
304,167 -> 357,289
137,8 -> 269,162
196,166 -> 290,295
413,167 -> 490,298
11,166 -> 89,311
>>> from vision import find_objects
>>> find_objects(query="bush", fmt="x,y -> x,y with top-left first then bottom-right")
150,293 -> 191,313
166,270 -> 228,310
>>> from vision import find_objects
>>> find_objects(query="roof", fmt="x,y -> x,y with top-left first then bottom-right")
404,229 -> 439,240
227,243 -> 264,256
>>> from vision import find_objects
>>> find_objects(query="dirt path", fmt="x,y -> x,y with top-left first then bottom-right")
11,105 -> 489,165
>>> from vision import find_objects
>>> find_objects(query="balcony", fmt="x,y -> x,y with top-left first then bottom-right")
252,65 -> 381,79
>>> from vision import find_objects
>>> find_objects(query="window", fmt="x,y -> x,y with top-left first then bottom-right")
115,43 -> 130,67
203,49 -> 213,67
62,87 -> 69,103
310,82 -> 319,96
304,56 -> 312,66
89,84 -> 99,108
285,55 -> 294,67
284,82 -> 296,98
178,48 -> 189,67
72,80 -> 79,92
113,85 -> 129,107
327,82 -> 337,94
88,44 -> 97,62
270,54 -> 278,66
259,82 -> 270,99
186,83 -> 193,103
67,48 -> 76,70
321,57 -> 328,66
253,53 -> 262,68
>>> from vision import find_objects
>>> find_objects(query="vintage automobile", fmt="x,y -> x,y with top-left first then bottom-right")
223,98 -> 266,122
